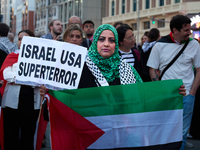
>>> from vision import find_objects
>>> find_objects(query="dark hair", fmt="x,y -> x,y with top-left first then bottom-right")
0,23 -> 9,37
116,24 -> 132,45
144,31 -> 149,37
148,28 -> 160,43
18,29 -> 35,37
83,20 -> 94,27
170,15 -> 191,32
113,22 -> 123,28
48,19 -> 60,31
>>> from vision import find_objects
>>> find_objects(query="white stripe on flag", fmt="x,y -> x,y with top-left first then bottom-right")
86,109 -> 183,149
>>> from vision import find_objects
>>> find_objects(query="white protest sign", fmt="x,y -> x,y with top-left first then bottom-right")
15,36 -> 87,90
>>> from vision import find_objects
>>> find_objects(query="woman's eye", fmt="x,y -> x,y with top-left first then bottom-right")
76,35 -> 80,39
98,38 -> 105,42
109,39 -> 115,43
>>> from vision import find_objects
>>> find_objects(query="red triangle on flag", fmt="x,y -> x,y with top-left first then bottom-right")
48,94 -> 105,150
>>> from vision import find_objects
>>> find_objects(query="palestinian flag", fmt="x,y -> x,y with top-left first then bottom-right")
47,80 -> 183,150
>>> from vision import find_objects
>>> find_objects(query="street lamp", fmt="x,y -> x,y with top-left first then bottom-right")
135,0 -> 140,44
151,17 -> 155,24
151,16 -> 170,23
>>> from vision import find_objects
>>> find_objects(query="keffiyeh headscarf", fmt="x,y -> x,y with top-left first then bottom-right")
0,37 -> 18,54
88,24 -> 121,82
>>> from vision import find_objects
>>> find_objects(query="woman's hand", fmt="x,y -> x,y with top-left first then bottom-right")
40,85 -> 48,97
179,85 -> 186,96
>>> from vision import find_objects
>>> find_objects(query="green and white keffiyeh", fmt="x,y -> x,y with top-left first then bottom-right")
88,24 -> 120,82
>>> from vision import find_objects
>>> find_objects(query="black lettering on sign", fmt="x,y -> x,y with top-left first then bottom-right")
24,63 -> 30,76
29,64 -> 35,77
68,52 -> 75,66
25,45 -> 32,58
21,44 -> 26,57
58,69 -> 66,84
38,47 -> 45,60
34,64 -> 41,78
18,62 -> 24,75
46,66 -> 50,80
46,47 -> 52,61
60,50 -> 69,64
74,54 -> 81,68
32,45 -> 39,59
49,67 -> 55,80
70,72 -> 77,86
53,68 -> 60,82
40,65 -> 46,79
64,71 -> 71,85
51,48 -> 56,62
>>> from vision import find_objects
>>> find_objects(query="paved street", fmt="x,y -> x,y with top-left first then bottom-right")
41,124 -> 200,150
185,139 -> 200,150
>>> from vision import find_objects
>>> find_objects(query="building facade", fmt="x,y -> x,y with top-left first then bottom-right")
102,0 -> 200,43
2,0 -> 12,26
1,0 -> 106,41
35,0 -> 106,37
2,0 -> 36,43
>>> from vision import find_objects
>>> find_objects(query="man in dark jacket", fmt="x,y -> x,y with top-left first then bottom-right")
68,16 -> 92,49
41,19 -> 63,41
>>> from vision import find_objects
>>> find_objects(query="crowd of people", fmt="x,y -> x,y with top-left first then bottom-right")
0,14 -> 199,150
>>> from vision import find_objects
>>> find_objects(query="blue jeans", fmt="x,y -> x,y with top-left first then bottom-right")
180,94 -> 195,150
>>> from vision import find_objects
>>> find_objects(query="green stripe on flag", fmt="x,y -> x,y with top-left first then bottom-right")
49,79 -> 183,117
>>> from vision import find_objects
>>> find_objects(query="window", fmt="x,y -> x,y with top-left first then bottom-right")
159,0 -> 164,6
132,23 -> 137,31
143,21 -> 150,29
145,0 -> 149,9
112,1 -> 115,16
122,0 -> 125,14
43,10 -> 46,18
60,4 -> 63,22
48,8 -> 52,17
64,3 -> 68,22
175,0 -> 180,3
158,19 -> 165,28
69,1 -> 73,18
133,0 -> 137,12
75,0 -> 81,16
53,8 -> 56,16
41,10 -> 43,19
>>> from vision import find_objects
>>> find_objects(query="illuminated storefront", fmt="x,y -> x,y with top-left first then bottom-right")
188,13 -> 200,41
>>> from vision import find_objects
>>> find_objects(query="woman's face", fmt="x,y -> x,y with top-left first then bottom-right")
142,35 -> 148,44
18,32 -> 29,49
120,29 -> 135,49
65,30 -> 83,45
97,30 -> 116,58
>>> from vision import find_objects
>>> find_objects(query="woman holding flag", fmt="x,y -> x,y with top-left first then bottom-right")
39,24 -> 186,150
